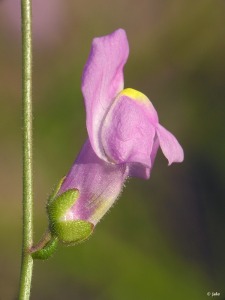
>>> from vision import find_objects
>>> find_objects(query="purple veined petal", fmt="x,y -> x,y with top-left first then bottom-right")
156,123 -> 184,165
59,139 -> 128,225
82,29 -> 129,161
101,88 -> 158,168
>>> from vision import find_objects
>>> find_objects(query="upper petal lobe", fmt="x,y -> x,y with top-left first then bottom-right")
82,29 -> 129,160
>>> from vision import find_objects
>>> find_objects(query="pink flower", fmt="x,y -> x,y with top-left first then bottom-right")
48,29 -> 184,243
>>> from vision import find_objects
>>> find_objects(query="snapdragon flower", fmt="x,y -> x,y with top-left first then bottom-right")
47,29 -> 184,245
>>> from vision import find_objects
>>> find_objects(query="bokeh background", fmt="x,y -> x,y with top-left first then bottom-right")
0,0 -> 225,299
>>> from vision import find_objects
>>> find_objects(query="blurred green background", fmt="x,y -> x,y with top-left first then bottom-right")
0,0 -> 225,299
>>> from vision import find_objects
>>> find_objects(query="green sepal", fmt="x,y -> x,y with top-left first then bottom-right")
32,237 -> 59,260
53,220 -> 94,245
47,189 -> 79,224
47,184 -> 94,245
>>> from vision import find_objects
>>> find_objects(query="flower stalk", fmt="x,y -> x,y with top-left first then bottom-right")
18,0 -> 33,299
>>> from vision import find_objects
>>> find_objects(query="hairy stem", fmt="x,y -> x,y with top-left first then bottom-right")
18,0 -> 33,299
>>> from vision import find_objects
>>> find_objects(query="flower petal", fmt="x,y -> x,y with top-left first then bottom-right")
128,163 -> 151,180
59,139 -> 128,225
156,123 -> 184,165
128,137 -> 160,179
82,29 -> 129,160
101,88 -> 158,167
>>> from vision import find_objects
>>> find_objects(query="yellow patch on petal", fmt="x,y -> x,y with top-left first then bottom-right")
120,88 -> 149,104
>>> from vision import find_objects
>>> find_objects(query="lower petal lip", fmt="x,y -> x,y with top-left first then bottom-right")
156,124 -> 184,165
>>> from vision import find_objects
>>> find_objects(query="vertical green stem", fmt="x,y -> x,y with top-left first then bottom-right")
19,0 -> 33,299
